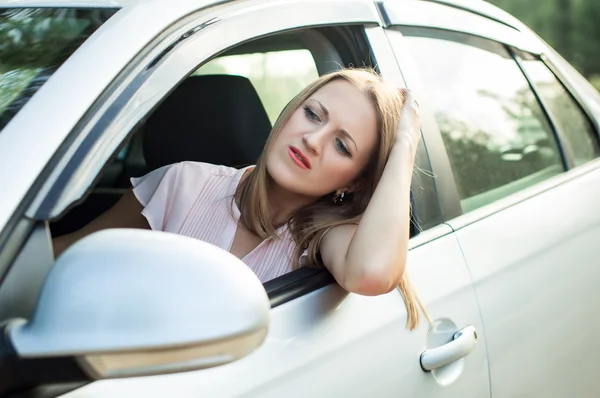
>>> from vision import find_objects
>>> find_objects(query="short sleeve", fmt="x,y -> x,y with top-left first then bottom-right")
130,161 -> 218,232
131,164 -> 173,207
130,164 -> 177,231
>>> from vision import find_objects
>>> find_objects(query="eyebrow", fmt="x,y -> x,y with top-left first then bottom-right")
314,100 -> 359,151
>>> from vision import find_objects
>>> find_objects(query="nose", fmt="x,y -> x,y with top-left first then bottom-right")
302,130 -> 325,156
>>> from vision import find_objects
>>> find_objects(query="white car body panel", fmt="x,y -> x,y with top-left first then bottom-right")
61,227 -> 490,398
449,161 -> 600,397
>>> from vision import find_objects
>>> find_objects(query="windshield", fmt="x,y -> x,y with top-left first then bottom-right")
0,8 -> 117,132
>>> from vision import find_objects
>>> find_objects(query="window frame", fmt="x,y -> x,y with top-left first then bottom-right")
0,0 -> 382,249
25,0 -> 383,222
1,1 -> 442,307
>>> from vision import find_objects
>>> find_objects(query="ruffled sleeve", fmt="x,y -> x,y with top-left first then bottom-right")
130,164 -> 176,231
130,162 -> 214,232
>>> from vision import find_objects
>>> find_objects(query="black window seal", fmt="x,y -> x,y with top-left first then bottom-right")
540,53 -> 600,148
509,47 -> 571,170
265,267 -> 335,308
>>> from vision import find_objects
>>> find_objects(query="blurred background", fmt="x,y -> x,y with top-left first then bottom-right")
487,0 -> 600,92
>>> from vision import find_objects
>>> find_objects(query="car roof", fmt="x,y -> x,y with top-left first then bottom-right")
3,0 -> 520,31
414,0 -> 524,31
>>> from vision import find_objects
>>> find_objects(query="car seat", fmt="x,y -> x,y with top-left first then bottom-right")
50,74 -> 272,236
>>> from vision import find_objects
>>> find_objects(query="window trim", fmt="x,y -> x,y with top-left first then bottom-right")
24,0 -> 382,221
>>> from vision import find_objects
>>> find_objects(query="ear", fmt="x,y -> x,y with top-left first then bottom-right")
344,177 -> 368,194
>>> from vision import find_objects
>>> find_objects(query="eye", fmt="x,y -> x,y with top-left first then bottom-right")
303,106 -> 321,123
335,138 -> 352,157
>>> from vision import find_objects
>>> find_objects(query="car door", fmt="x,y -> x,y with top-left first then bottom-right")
381,1 -> 600,396
0,1 -> 489,397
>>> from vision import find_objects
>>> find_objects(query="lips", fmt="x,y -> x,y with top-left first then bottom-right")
288,146 -> 311,169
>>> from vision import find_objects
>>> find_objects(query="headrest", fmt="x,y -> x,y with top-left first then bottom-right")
143,75 -> 272,170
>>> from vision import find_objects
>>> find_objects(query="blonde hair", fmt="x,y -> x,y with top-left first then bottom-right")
235,68 -> 423,330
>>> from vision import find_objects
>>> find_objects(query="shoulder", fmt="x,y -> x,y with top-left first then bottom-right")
158,161 -> 241,191
175,161 -> 239,179
131,161 -> 241,205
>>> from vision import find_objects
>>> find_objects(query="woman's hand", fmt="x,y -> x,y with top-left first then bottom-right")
395,89 -> 422,154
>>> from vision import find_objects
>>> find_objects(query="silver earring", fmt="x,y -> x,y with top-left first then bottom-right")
333,191 -> 346,204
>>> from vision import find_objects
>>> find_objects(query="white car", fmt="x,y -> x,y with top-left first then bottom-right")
1,0 -> 599,397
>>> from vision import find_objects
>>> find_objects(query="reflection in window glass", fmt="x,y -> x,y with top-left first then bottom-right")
519,57 -> 600,166
195,50 -> 319,124
403,34 -> 563,212
0,8 -> 116,132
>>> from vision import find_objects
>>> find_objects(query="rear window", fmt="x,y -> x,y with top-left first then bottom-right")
0,8 -> 117,131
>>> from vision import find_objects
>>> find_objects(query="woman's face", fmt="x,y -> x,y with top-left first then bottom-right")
266,79 -> 379,198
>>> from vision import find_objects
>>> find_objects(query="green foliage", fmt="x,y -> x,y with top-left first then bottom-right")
0,8 -> 114,129
0,9 -> 91,71
487,0 -> 600,84
589,75 -> 600,92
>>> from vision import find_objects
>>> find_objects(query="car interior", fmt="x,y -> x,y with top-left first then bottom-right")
49,72 -> 274,237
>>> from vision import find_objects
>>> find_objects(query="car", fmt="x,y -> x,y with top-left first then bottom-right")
1,0 -> 599,397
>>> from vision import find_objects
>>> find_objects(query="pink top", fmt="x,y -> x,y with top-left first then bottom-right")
131,161 -> 298,282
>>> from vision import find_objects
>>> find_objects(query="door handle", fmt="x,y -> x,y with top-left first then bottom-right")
420,325 -> 478,372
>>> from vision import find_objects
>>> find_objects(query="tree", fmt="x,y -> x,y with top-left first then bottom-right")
486,0 -> 600,87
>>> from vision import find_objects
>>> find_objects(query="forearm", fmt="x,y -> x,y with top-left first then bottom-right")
51,190 -> 148,258
343,141 -> 416,292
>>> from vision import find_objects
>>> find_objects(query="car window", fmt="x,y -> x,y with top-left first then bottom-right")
194,49 -> 318,123
0,8 -> 117,132
403,33 -> 564,212
517,54 -> 600,167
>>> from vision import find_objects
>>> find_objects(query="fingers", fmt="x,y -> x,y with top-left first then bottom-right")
398,88 -> 422,132
399,88 -> 419,111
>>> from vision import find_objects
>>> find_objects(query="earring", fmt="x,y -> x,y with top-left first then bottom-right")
332,191 -> 346,204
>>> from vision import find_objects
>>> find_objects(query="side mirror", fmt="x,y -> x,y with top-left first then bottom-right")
1,229 -> 269,393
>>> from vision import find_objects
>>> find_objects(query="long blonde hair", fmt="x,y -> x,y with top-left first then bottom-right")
236,68 -> 423,330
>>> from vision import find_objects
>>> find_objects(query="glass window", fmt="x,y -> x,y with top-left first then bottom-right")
518,55 -> 600,167
0,8 -> 117,132
194,50 -> 319,124
403,33 -> 564,212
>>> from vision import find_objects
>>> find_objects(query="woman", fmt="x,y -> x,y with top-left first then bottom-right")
52,68 -> 423,329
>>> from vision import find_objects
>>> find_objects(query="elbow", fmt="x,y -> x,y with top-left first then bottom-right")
341,260 -> 406,296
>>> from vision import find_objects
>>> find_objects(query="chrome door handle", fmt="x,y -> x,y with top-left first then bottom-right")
420,325 -> 478,372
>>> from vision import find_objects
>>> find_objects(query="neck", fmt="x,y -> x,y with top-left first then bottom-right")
266,179 -> 317,227
235,167 -> 318,229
